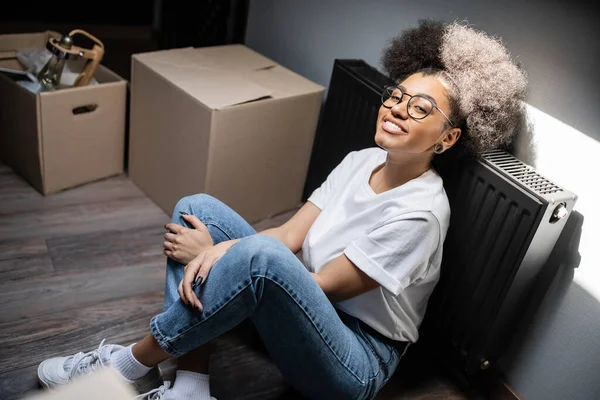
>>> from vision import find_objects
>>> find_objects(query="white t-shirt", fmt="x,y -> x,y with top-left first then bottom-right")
301,147 -> 450,342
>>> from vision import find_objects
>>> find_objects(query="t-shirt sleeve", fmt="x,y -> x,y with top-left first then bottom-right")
344,212 -> 440,296
307,151 -> 357,210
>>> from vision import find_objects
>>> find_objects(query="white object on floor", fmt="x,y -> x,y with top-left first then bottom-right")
25,367 -> 137,400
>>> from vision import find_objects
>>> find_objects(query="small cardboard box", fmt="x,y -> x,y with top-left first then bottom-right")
0,31 -> 127,195
129,44 -> 325,223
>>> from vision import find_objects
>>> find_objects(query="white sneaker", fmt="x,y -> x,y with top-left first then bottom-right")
37,339 -> 163,394
136,381 -> 172,400
136,382 -> 218,400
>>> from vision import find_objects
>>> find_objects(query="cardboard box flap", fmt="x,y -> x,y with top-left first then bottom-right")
134,48 -> 273,109
0,31 -> 58,59
146,62 -> 273,109
193,44 -> 276,72
243,65 -> 325,98
134,47 -> 209,69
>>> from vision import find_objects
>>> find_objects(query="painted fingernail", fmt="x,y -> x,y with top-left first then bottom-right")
193,276 -> 203,288
179,211 -> 189,216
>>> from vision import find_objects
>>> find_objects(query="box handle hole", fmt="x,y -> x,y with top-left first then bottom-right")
73,104 -> 98,115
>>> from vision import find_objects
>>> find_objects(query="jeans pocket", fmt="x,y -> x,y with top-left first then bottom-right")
354,321 -> 396,369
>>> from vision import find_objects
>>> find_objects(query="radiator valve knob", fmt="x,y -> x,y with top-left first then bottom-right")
550,203 -> 568,223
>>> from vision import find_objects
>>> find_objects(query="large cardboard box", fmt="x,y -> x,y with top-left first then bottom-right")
129,45 -> 325,223
0,31 -> 127,195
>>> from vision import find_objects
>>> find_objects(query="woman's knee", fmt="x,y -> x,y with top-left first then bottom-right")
232,235 -> 301,278
173,193 -> 217,215
236,234 -> 288,258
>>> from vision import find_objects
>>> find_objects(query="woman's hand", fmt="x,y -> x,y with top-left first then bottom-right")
164,214 -> 214,265
178,240 -> 238,311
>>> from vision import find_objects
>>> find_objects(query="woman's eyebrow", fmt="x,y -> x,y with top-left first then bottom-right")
398,85 -> 439,105
418,93 -> 439,105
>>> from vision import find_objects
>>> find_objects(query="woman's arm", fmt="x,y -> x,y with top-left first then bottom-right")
311,255 -> 380,302
258,201 -> 321,254
215,201 -> 321,254
261,202 -> 380,301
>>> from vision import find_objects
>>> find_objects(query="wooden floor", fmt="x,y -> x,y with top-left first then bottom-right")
0,163 -> 478,400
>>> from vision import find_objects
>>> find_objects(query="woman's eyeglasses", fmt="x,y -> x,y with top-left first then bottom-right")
381,85 -> 454,127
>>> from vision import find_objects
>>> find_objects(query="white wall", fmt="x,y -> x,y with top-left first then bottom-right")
245,1 -> 600,399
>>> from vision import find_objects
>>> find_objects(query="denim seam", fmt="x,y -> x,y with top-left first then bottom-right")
354,323 -> 388,378
365,328 -> 397,367
150,316 -> 181,357
382,346 -> 397,366
203,219 -> 234,240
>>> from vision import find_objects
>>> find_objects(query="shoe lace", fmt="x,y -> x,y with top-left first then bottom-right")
68,339 -> 110,381
135,382 -> 171,400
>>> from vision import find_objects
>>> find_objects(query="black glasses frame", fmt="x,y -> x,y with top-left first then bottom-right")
381,85 -> 454,127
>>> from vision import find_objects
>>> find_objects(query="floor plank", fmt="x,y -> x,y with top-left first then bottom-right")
0,196 -> 169,242
209,329 -> 296,400
0,261 -> 165,323
0,365 -> 40,400
47,225 -> 165,272
0,171 -> 149,215
0,293 -> 164,374
0,238 -> 54,281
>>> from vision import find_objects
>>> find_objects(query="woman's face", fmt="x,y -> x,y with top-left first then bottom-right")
375,73 -> 456,156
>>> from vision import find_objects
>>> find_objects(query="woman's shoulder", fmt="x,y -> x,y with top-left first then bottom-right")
379,169 -> 450,229
419,170 -> 451,232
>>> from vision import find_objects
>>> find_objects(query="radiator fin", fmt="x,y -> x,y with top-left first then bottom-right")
483,150 -> 563,196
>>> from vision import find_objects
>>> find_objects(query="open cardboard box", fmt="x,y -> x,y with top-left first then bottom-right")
0,31 -> 127,195
129,44 -> 325,222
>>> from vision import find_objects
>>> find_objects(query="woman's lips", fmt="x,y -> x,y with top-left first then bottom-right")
381,120 -> 408,135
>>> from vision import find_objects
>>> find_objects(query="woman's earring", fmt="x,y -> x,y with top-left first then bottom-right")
433,143 -> 445,154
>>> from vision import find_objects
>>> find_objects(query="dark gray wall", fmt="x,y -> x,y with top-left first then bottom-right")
245,1 -> 600,399
246,0 -> 599,142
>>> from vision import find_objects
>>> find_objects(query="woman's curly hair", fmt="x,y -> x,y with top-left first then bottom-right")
381,19 -> 527,156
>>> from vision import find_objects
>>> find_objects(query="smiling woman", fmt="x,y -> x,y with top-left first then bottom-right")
375,74 -> 462,173
381,19 -> 527,156
35,20 -> 527,400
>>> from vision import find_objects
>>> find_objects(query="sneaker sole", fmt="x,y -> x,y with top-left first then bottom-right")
37,360 -> 63,389
37,361 -> 51,389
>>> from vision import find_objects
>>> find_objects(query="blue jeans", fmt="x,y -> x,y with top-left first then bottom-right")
149,194 -> 403,399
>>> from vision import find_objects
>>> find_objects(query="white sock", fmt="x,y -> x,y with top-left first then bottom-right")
111,344 -> 152,380
170,370 -> 213,400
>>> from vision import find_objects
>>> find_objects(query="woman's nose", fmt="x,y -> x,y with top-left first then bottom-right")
391,100 -> 408,119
